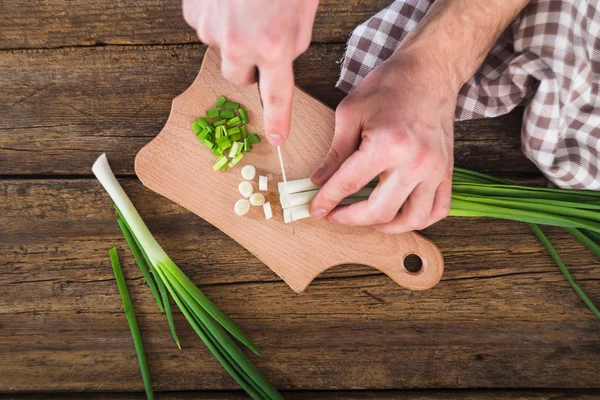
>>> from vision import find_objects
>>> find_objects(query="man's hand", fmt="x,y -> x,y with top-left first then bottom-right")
182,0 -> 319,145
310,0 -> 530,233
310,54 -> 455,233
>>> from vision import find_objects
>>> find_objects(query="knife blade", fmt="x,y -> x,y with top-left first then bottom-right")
255,69 -> 295,234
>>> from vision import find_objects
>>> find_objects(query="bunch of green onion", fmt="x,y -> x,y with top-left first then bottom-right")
191,95 -> 261,172
94,154 -> 282,400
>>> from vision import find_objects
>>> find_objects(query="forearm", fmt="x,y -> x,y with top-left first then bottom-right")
395,0 -> 530,92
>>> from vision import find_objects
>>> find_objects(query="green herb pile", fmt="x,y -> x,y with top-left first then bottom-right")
191,95 -> 261,172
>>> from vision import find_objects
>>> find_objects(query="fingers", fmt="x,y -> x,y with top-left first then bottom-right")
257,63 -> 295,145
310,146 -> 386,219
426,179 -> 452,226
373,180 -> 442,234
221,57 -> 256,86
310,99 -> 361,185
327,170 -> 416,226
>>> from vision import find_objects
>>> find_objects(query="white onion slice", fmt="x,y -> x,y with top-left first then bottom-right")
249,192 -> 265,206
277,178 -> 320,195
234,199 -> 250,216
241,165 -> 256,180
283,204 -> 311,223
259,175 -> 268,191
263,202 -> 273,219
238,181 -> 254,198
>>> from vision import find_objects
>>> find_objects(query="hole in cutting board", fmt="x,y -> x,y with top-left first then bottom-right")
403,254 -> 423,273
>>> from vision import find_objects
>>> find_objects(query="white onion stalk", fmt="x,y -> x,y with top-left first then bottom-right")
259,175 -> 268,191
241,165 -> 256,180
238,181 -> 253,198
277,178 -> 319,195
249,193 -> 265,206
280,187 -> 374,209
283,204 -> 311,223
263,202 -> 273,219
91,154 -> 260,355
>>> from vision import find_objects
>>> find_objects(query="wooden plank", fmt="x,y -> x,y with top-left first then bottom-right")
1,179 -> 599,391
2,390 -> 600,399
0,0 -> 391,49
0,44 -> 537,177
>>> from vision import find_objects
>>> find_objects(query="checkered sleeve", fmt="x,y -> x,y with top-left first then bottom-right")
337,0 -> 600,189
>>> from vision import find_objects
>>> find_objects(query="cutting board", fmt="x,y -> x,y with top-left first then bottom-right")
135,47 -> 444,293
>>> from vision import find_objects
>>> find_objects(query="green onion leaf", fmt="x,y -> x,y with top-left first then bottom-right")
109,248 -> 154,400
229,133 -> 242,142
239,108 -> 248,124
219,109 -> 235,119
224,101 -> 240,109
213,155 -> 229,171
214,119 -> 227,126
215,95 -> 227,108
228,126 -> 241,135
206,108 -> 220,119
240,125 -> 247,138
190,121 -> 201,134
196,117 -> 208,129
226,116 -> 241,127
247,134 -> 260,144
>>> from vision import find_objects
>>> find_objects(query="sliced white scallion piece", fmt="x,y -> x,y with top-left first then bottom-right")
259,175 -> 268,191
241,165 -> 256,180
234,199 -> 250,216
238,181 -> 253,198
283,204 -> 311,223
280,186 -> 374,209
249,192 -> 265,206
277,178 -> 320,195
263,202 -> 273,220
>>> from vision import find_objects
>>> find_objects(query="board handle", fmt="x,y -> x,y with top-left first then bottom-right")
290,231 -> 444,293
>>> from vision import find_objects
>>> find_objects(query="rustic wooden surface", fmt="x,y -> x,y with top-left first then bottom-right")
1,0 -> 599,399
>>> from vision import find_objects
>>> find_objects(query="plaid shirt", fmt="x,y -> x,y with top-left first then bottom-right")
337,0 -> 600,189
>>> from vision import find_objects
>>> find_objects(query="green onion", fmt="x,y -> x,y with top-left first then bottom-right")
219,109 -> 235,119
224,101 -> 240,109
227,116 -> 241,127
93,154 -> 281,399
214,119 -> 227,126
239,109 -> 248,124
197,127 -> 209,141
240,125 -> 247,138
206,108 -> 220,119
190,121 -> 201,134
213,155 -> 229,171
215,95 -> 227,108
202,139 -> 214,149
229,133 -> 243,142
196,117 -> 208,129
247,134 -> 261,144
243,138 -> 252,152
228,126 -> 241,135
228,141 -> 243,158
109,247 -> 154,400
228,153 -> 244,168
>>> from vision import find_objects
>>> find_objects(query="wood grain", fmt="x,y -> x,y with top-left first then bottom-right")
2,390 -> 600,399
0,0 -> 391,50
135,47 -> 444,292
0,44 -> 536,177
1,179 -> 599,391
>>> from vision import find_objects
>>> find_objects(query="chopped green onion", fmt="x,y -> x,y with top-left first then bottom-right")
214,119 -> 227,126
212,155 -> 228,171
240,125 -> 247,138
229,133 -> 242,142
239,108 -> 248,124
197,127 -> 209,141
221,125 -> 228,136
243,138 -> 252,152
206,108 -> 220,119
224,101 -> 240,109
211,147 -> 223,156
215,95 -> 227,108
219,109 -> 235,119
229,141 -> 243,158
191,121 -> 201,134
227,116 -> 241,127
216,136 -> 231,145
109,247 -> 154,400
215,125 -> 223,140
202,139 -> 214,149
220,164 -> 228,172
228,153 -> 244,168
196,117 -> 208,129
247,134 -> 261,144
228,126 -> 241,135
218,140 -> 232,151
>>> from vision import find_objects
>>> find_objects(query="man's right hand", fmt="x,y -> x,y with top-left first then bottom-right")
183,0 -> 319,146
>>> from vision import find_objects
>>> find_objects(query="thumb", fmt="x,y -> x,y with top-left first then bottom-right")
310,100 -> 361,185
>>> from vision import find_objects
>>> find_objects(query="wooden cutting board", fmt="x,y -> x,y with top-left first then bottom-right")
135,47 -> 444,293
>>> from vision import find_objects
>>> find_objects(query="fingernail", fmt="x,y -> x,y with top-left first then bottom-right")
267,133 -> 282,145
311,208 -> 328,219
311,164 -> 325,181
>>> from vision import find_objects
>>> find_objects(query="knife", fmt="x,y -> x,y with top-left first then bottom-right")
255,69 -> 295,234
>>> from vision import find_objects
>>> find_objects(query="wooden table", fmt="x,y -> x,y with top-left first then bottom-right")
1,1 -> 599,399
